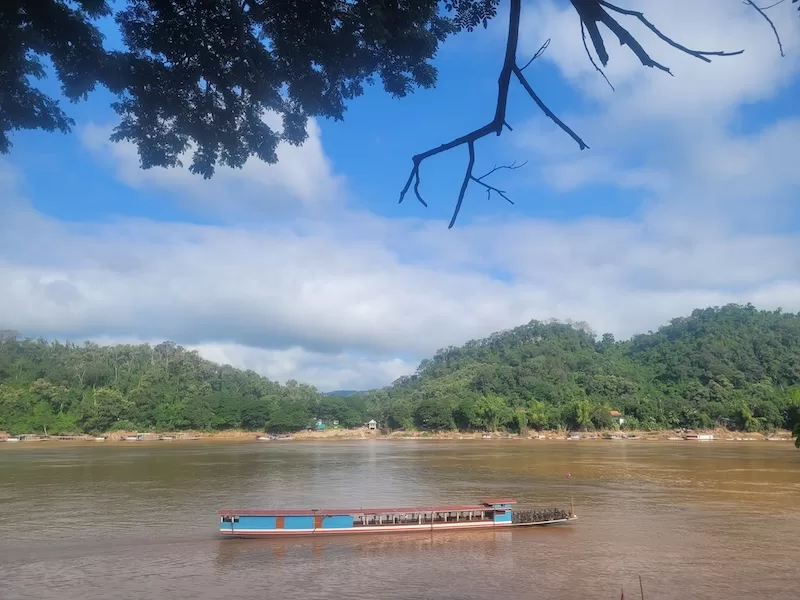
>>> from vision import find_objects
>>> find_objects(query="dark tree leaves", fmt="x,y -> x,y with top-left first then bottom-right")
0,0 -> 111,153
107,0 -> 461,178
1,0 -> 476,176
444,0 -> 499,32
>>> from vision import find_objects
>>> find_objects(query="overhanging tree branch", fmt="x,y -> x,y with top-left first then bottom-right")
400,0 -> 749,228
398,0 -> 524,217
595,1 -> 745,66
399,0 -> 584,228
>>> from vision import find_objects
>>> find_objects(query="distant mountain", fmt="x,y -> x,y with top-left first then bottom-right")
324,390 -> 361,397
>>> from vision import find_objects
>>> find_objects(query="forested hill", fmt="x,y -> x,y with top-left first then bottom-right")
2,304 -> 800,436
355,304 -> 800,433
0,334 -> 367,435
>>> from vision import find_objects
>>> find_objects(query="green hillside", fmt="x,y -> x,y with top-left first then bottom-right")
0,334 -> 366,435
2,304 -> 800,435
356,304 -> 800,433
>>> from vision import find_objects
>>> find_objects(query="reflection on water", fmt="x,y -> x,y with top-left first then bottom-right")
1,440 -> 798,599
214,529 -> 520,569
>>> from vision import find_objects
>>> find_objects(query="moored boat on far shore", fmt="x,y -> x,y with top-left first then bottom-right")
218,499 -> 577,538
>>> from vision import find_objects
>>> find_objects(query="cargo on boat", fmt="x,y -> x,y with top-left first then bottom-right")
218,499 -> 577,538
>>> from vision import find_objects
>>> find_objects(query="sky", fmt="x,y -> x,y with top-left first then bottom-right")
1,0 -> 799,392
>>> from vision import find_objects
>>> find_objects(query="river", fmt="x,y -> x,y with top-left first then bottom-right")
1,440 -> 798,599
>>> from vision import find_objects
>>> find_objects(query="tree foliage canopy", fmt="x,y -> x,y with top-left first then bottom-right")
0,333 -> 368,434
2,0 -> 486,176
3,304 -> 800,437
2,1 -> 795,209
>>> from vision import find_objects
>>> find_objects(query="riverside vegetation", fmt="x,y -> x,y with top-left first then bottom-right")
2,303 -> 800,438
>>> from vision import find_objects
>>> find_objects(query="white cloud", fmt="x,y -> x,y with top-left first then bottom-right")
0,160 -> 22,193
80,116 -> 346,220
82,334 -> 415,392
0,203 -> 537,359
187,343 -> 415,392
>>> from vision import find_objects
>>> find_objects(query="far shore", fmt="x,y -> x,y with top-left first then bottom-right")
0,426 -> 795,445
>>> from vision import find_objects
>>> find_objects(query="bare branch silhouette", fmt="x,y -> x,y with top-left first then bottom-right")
476,160 -> 528,180
581,18 -> 615,90
513,66 -> 589,150
470,161 -> 527,208
520,39 -> 551,71
399,0 -> 582,228
752,0 -> 787,11
584,0 -> 745,72
744,0 -> 785,57
400,0 -> 749,228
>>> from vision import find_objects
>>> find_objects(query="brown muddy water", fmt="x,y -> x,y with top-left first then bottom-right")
0,440 -> 798,599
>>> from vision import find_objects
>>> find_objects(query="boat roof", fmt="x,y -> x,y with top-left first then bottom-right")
218,499 -> 516,517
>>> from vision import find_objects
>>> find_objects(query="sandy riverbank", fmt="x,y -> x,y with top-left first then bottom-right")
114,426 -> 794,442
3,426 -> 793,444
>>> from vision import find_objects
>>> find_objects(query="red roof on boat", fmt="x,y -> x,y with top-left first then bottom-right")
218,499 -> 517,517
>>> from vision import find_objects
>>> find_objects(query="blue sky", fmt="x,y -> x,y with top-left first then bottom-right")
1,0 -> 799,391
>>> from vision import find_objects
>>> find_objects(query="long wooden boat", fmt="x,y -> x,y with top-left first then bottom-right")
218,498 -> 577,538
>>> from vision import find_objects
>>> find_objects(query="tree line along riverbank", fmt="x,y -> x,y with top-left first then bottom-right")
1,303 -> 800,438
